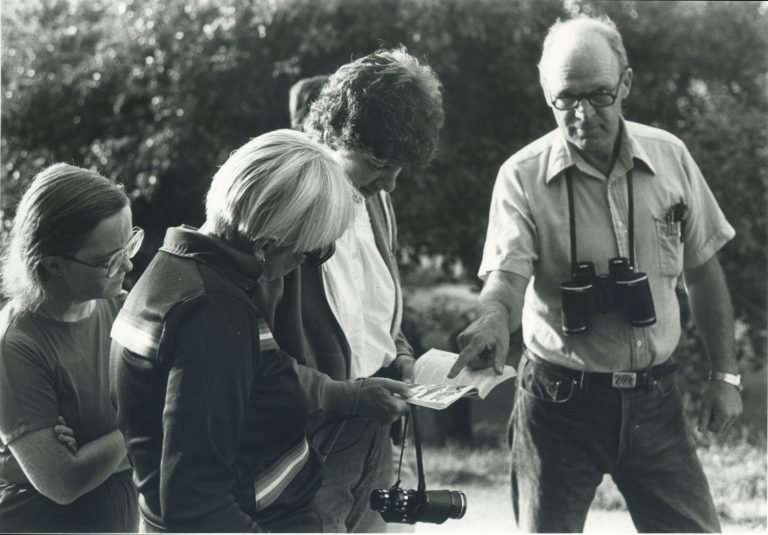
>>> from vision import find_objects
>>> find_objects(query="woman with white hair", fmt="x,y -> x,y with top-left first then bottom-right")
110,129 -> 359,532
0,163 -> 141,532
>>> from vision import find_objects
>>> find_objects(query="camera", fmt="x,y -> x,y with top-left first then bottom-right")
370,485 -> 467,525
371,405 -> 467,525
560,256 -> 655,335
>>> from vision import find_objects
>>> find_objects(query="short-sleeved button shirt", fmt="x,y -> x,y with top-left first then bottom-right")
479,120 -> 734,372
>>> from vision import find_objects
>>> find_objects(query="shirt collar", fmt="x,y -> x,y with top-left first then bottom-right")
160,225 -> 264,289
545,118 -> 657,184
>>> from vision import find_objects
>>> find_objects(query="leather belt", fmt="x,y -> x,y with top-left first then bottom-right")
525,351 -> 677,390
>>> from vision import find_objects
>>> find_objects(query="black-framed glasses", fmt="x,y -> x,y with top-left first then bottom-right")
61,226 -> 144,278
550,68 -> 628,111
304,243 -> 336,266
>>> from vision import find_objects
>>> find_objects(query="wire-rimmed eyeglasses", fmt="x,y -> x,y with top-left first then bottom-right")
60,227 -> 145,278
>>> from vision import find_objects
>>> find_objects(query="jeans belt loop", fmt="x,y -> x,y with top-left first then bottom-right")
578,370 -> 588,391
646,367 -> 657,393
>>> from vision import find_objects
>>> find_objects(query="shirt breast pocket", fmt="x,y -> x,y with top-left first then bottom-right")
653,215 -> 684,277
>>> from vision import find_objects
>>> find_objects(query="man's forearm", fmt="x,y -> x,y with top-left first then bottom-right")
478,270 -> 527,332
686,257 -> 737,373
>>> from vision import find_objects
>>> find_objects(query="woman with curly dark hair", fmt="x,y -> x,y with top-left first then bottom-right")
259,47 -> 445,532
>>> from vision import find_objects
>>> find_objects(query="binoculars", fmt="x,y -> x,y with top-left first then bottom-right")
560,257 -> 656,335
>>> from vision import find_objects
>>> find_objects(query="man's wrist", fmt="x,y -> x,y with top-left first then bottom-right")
709,371 -> 743,392
477,299 -> 510,322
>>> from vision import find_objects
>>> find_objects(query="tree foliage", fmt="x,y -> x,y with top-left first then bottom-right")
2,0 -> 766,362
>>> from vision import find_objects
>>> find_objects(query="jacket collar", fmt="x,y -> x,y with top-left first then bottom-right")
545,118 -> 657,184
160,225 -> 264,290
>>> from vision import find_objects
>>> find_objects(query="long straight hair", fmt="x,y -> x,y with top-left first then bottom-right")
1,163 -> 129,313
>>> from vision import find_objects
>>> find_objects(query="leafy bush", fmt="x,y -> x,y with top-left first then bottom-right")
2,0 -> 765,374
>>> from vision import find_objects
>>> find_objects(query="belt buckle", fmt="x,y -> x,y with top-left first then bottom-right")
611,372 -> 637,389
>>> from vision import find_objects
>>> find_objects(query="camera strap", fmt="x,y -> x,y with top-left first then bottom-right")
411,405 -> 428,492
393,414 -> 409,488
393,405 -> 428,492
627,171 -> 636,269
565,169 -> 636,275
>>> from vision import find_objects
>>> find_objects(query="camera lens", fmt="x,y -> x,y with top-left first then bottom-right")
370,489 -> 390,513
446,490 -> 467,519
418,490 -> 467,523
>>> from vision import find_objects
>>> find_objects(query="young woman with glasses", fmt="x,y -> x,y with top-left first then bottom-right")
0,163 -> 142,532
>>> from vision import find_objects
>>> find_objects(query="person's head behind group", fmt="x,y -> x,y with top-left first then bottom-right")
204,129 -> 358,272
289,75 -> 329,130
538,15 -> 632,170
2,164 -> 134,314
304,46 -> 444,198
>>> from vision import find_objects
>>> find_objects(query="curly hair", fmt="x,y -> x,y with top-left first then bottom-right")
304,46 -> 444,169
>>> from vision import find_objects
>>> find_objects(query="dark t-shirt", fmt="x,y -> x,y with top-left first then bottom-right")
0,297 -> 137,533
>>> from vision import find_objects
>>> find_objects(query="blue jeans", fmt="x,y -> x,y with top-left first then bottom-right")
511,352 -> 721,533
311,417 -> 392,533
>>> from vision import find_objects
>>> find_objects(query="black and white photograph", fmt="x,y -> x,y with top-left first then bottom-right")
1,0 -> 766,533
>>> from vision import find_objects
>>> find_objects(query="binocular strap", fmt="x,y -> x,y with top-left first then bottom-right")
566,169 -> 636,276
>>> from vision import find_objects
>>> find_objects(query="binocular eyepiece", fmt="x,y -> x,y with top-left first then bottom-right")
560,257 -> 656,335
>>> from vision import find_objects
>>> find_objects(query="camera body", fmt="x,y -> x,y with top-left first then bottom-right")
370,485 -> 467,524
560,257 -> 656,335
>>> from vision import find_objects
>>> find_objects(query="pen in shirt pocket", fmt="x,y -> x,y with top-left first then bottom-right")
666,199 -> 688,242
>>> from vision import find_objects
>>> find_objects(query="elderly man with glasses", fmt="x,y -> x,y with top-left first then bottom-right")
451,15 -> 741,533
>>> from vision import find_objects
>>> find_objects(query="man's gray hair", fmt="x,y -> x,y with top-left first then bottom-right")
538,15 -> 629,83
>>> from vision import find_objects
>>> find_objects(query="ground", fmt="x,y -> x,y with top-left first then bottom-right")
413,481 -> 759,533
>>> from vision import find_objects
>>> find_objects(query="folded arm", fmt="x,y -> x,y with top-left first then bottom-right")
8,427 -> 127,505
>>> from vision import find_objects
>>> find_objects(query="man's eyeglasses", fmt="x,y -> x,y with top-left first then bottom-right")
550,68 -> 628,111
61,227 -> 145,278
304,243 -> 336,266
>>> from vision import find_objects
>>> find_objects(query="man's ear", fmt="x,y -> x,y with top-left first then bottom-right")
40,256 -> 64,277
622,67 -> 633,99
540,77 -> 552,107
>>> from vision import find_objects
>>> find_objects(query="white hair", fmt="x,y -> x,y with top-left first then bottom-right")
538,15 -> 629,83
206,129 -> 357,253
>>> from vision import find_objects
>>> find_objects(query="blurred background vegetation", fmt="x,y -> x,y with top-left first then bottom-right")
2,0 -> 767,444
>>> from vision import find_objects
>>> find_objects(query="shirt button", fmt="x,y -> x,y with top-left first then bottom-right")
636,340 -> 643,348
